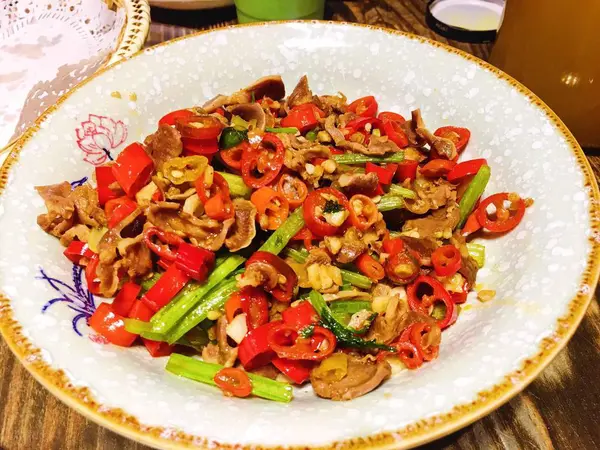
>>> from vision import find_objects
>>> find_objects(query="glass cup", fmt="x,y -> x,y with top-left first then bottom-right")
234,0 -> 325,23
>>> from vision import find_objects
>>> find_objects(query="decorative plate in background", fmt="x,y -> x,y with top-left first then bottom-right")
0,0 -> 150,152
0,21 -> 598,450
150,0 -> 234,10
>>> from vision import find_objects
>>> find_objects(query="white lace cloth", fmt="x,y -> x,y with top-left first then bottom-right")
0,0 -> 126,147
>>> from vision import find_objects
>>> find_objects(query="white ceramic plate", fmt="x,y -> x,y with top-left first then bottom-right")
150,0 -> 233,10
0,22 -> 598,450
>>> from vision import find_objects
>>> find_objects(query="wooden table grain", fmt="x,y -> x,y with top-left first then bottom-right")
1,1 -> 599,449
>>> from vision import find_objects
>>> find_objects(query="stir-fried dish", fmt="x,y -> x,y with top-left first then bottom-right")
35,75 -> 532,402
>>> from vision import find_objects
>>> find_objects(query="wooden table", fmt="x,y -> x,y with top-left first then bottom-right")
1,1 -> 599,449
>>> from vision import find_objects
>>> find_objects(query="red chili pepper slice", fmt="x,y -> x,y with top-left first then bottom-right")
281,103 -> 325,133
348,194 -> 379,231
251,186 -> 290,230
63,241 -> 95,265
182,137 -> 219,156
395,160 -> 419,182
175,115 -> 224,141
241,134 -> 285,189
407,322 -> 439,362
238,321 -> 281,370
267,324 -> 336,361
365,162 -> 396,185
128,298 -> 175,357
195,171 -> 235,220
111,142 -> 154,197
378,111 -> 406,123
214,367 -> 253,398
277,174 -> 308,210
447,158 -> 488,183
381,119 -> 409,148
143,226 -> 185,262
142,264 -> 190,312
385,251 -> 420,285
220,141 -> 249,171
111,281 -> 142,317
477,192 -> 526,233
105,196 -> 138,229
434,126 -> 471,154
431,245 -> 462,277
158,109 -> 194,127
238,286 -> 269,330
291,227 -> 315,250
382,237 -> 405,255
450,280 -> 470,305
89,303 -> 138,347
355,253 -> 385,282
461,209 -> 482,236
348,95 -> 378,117
84,253 -> 102,295
420,159 -> 457,178
394,341 -> 424,369
407,275 -> 457,330
303,187 -> 350,237
345,116 -> 382,132
175,242 -> 215,282
95,165 -> 120,206
245,252 -> 298,302
282,301 -> 319,329
205,193 -> 235,221
272,358 -> 314,384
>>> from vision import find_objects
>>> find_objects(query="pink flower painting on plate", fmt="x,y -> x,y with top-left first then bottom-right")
75,114 -> 127,165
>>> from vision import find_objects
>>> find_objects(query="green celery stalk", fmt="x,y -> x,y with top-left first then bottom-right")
259,207 -> 305,255
149,255 -> 245,335
377,194 -> 404,212
284,247 -> 309,264
333,152 -> 404,165
265,126 -> 299,134
329,300 -> 372,315
388,184 -> 417,199
166,354 -> 293,403
140,272 -> 161,293
467,243 -> 486,268
458,165 -> 491,228
166,278 -> 238,344
217,171 -> 252,198
124,318 -> 151,335
388,231 -> 403,239
340,269 -> 372,289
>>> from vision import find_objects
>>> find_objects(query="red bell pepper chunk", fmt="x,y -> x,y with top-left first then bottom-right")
111,281 -> 142,317
129,299 -> 154,321
280,103 -> 325,133
63,241 -> 95,265
105,196 -> 138,229
282,301 -> 319,329
84,253 -> 102,295
237,321 -> 281,370
395,160 -> 419,182
88,303 -> 137,347
158,109 -> 194,127
142,264 -> 190,312
111,142 -> 154,197
348,96 -> 378,118
447,158 -> 488,183
461,210 -> 482,236
365,162 -> 396,185
142,339 -> 174,357
272,358 -> 314,384
182,137 -> 219,156
382,237 -> 405,255
175,242 -> 215,282
95,165 -> 120,206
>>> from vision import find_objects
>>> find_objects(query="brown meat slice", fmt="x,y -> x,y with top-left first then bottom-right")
402,205 -> 461,240
70,184 -> 106,228
338,172 -> 379,196
238,261 -> 280,291
311,354 -> 391,401
412,109 -> 457,160
59,224 -> 90,247
404,176 -> 457,215
202,75 -> 285,112
201,317 -> 238,367
366,135 -> 401,155
117,233 -> 153,280
228,103 -> 266,131
450,233 -> 479,286
36,182 -> 75,238
144,124 -> 183,169
315,93 -> 348,115
146,202 -> 233,251
323,227 -> 367,264
399,236 -> 439,266
287,75 -> 313,108
284,145 -> 331,173
225,199 -> 257,252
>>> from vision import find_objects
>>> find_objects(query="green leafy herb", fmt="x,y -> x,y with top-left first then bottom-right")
298,324 -> 315,338
219,127 -> 247,150
323,199 -> 343,214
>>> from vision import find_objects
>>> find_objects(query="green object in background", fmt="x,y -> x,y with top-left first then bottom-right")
234,0 -> 325,23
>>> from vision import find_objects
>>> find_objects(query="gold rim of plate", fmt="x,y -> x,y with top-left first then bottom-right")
0,20 -> 599,450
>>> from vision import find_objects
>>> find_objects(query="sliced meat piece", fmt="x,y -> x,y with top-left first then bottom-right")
146,201 -> 233,251
117,233 -> 153,280
59,224 -> 90,247
228,103 -> 267,131
324,114 -> 346,145
399,236 -> 440,266
412,109 -> 457,160
450,233 -> 479,286
238,261 -> 279,291
70,184 -> 106,228
402,204 -> 461,240
287,75 -> 313,108
284,145 -> 331,173
305,247 -> 332,266
36,182 -> 75,239
202,75 -> 285,113
202,317 -> 238,367
315,93 -> 348,116
144,124 -> 183,170
404,176 -> 457,215
324,227 -> 368,264
366,135 -> 401,155
96,228 -> 121,296
225,199 -> 257,252
311,353 -> 391,401
337,140 -> 371,155
338,172 -> 379,196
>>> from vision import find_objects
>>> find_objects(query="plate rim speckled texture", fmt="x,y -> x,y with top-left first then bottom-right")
0,20 -> 598,450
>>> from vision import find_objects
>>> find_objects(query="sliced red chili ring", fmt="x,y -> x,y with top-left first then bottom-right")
434,126 -> 471,153
195,170 -> 230,203
281,300 -> 319,329
378,111 -> 406,123
251,186 -> 290,230
385,251 -> 420,285
105,196 -> 138,229
381,119 -> 409,148
143,226 -> 185,262
365,162 -> 396,185
220,141 -> 249,171
277,174 -> 308,210
420,159 -> 456,178
407,275 -> 457,330
267,323 -> 336,361
393,341 -> 423,369
477,192 -> 526,233
395,160 -> 419,182
241,133 -> 285,189
182,137 -> 219,155
345,116 -> 382,132
348,95 -> 378,117
214,367 -> 253,398
348,194 -> 379,231
409,322 -> 441,362
239,286 -> 269,330
447,158 -> 488,183
175,115 -> 224,140
382,237 -> 405,255
355,253 -> 385,281
245,251 -> 298,302
303,187 -> 350,237
461,209 -> 482,236
431,245 -> 462,277
158,109 -> 194,127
